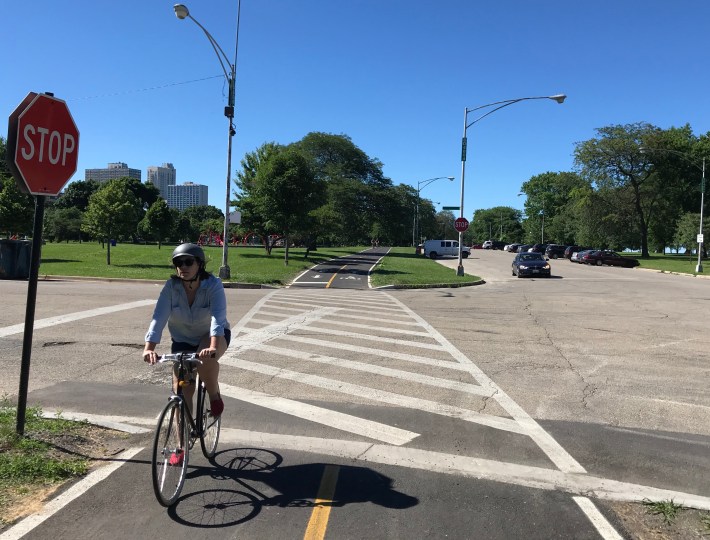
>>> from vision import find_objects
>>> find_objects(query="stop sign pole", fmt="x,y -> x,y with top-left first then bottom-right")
6,92 -> 79,435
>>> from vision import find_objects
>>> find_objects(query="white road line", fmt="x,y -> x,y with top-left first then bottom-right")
230,305 -> 338,353
223,358 -> 525,434
41,411 -> 151,433
0,447 -> 143,540
219,384 -> 419,445
244,321 -> 443,350
259,307 -> 423,327
387,293 -> 587,474
0,299 -> 155,338
573,497 -> 624,540
254,344 -> 493,397
266,298 -> 408,315
262,334 -> 471,371
280,291 -> 398,308
218,429 -> 710,510
254,316 -> 431,337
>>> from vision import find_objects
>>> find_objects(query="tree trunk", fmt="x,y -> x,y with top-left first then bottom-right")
107,239 -> 111,265
284,234 -> 289,266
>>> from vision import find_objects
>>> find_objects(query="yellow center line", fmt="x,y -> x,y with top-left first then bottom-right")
325,265 -> 347,288
303,465 -> 340,540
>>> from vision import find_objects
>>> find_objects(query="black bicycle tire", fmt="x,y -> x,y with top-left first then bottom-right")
197,380 -> 221,459
151,399 -> 189,506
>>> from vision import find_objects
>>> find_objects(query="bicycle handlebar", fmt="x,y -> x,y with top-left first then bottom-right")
156,351 -> 216,364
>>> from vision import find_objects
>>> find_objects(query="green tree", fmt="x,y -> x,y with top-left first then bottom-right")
252,146 -> 323,264
45,207 -> 83,242
0,136 -> 34,237
673,212 -> 708,258
54,180 -> 100,211
81,179 -> 142,264
575,123 -> 665,257
469,207 -> 523,244
181,205 -> 225,242
138,199 -> 174,248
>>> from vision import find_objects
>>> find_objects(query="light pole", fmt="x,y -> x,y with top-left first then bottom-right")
456,94 -> 566,276
640,147 -> 706,273
174,3 -> 241,280
414,176 -> 454,245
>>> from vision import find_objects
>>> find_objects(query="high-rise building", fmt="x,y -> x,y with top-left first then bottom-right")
166,182 -> 208,211
146,163 -> 176,199
84,162 -> 141,183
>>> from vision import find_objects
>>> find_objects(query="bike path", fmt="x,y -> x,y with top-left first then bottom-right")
289,247 -> 389,289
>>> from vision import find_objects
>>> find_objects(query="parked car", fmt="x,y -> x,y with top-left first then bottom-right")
512,252 -> 551,278
564,245 -> 590,260
545,244 -> 567,259
529,244 -> 549,254
571,249 -> 593,263
471,243 -> 483,249
578,250 -> 601,264
423,239 -> 470,259
483,240 -> 507,250
582,250 -> 640,267
516,244 -> 533,254
505,243 -> 521,252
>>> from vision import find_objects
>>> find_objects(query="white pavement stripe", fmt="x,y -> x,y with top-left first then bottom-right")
242,323 -> 444,351
573,497 -> 624,540
219,384 -> 418,445
265,334 -> 471,371
0,447 -> 143,540
218,429 -> 710,511
229,289 -> 280,337
0,300 -> 155,338
279,292 -> 399,308
259,308 -> 421,328
386,293 -> 588,475
41,411 -> 151,434
255,344 -> 493,397
230,306 -> 338,353
254,316 -> 431,337
266,298 -> 408,315
224,358 -> 525,434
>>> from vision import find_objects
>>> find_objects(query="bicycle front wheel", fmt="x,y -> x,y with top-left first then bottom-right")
151,399 -> 189,506
198,382 -> 221,459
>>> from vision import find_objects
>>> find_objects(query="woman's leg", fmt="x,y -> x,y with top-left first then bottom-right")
196,334 -> 227,400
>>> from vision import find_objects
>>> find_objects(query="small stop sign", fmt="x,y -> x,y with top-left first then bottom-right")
454,217 -> 469,232
7,92 -> 79,196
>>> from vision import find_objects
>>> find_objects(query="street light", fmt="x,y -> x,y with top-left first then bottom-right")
174,3 -> 241,280
414,176 -> 454,246
640,146 -> 706,272
456,94 -> 566,276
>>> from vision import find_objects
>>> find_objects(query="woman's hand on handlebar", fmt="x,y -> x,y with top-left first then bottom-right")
143,350 -> 158,365
198,347 -> 217,360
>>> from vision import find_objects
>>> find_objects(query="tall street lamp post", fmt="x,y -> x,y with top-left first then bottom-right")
414,176 -> 454,246
174,3 -> 241,280
456,94 -> 566,276
640,147 -> 706,273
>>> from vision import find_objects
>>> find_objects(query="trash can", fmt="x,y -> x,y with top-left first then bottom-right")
0,239 -> 32,279
110,239 -> 117,246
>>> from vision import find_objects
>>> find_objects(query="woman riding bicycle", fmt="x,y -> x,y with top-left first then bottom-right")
142,243 -> 230,418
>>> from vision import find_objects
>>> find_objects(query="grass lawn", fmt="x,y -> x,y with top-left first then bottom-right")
632,253 -> 707,275
38,242 -> 367,285
37,242 -> 482,287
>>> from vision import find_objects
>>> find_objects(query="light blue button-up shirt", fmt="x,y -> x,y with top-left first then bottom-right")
145,275 -> 230,346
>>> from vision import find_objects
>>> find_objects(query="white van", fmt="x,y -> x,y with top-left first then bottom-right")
423,239 -> 470,259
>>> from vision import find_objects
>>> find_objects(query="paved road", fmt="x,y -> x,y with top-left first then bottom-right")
1,252 -> 709,538
290,247 -> 389,288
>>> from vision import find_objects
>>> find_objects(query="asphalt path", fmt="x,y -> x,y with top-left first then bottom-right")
1,250 -> 709,539
290,247 -> 389,289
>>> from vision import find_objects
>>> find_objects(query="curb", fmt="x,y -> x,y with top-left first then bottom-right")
374,279 -> 486,290
39,275 -> 280,288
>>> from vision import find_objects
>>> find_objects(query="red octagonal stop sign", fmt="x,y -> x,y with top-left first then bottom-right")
8,93 -> 79,196
454,217 -> 469,232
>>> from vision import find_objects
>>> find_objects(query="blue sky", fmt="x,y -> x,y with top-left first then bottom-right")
4,1 -> 710,219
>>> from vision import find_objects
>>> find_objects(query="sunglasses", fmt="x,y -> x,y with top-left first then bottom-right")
173,257 -> 196,268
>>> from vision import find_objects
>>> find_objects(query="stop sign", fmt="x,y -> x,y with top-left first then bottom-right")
454,217 -> 469,232
7,93 -> 79,196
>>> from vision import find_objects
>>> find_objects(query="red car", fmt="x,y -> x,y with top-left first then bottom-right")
582,250 -> 640,267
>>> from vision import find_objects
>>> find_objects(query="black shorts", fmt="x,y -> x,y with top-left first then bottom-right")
171,328 -> 231,354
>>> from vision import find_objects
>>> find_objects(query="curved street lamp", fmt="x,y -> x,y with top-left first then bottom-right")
456,94 -> 566,276
640,146 -> 706,273
414,176 -> 454,246
174,3 -> 241,280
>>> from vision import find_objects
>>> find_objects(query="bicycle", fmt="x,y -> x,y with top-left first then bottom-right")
151,352 -> 221,507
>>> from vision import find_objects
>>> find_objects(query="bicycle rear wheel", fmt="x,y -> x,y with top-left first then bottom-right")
197,381 -> 221,459
151,399 -> 189,506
